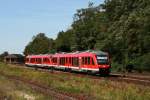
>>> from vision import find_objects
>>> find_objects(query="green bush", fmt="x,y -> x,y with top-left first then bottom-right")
111,62 -> 123,72
133,53 -> 150,72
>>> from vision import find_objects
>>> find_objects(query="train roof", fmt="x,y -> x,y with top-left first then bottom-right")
83,50 -> 107,55
53,50 -> 107,57
26,54 -> 52,58
26,50 -> 108,58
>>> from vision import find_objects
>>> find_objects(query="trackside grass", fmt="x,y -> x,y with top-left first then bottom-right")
0,74 -> 53,100
0,63 -> 150,100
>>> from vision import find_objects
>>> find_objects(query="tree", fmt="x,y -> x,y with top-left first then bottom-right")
103,0 -> 150,71
55,30 -> 75,52
24,33 -> 55,55
72,3 -> 108,50
0,51 -> 9,62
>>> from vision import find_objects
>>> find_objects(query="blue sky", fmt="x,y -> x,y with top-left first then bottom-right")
0,0 -> 104,54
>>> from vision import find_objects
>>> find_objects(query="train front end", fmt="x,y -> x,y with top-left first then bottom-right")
95,51 -> 111,75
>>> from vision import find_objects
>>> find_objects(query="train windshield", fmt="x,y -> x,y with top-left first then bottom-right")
97,55 -> 108,65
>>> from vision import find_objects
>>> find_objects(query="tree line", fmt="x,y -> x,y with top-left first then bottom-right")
23,0 -> 150,72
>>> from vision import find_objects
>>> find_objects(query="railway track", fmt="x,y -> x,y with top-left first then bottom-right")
11,64 -> 150,86
0,72 -> 87,100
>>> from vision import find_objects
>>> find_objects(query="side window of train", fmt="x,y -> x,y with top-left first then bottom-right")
88,57 -> 90,65
71,57 -> 73,65
46,58 -> 48,63
55,58 -> 57,63
38,58 -> 41,63
52,57 -> 57,64
37,58 -> 38,63
82,57 -> 84,65
59,58 -> 61,65
73,57 -> 75,66
85,57 -> 88,65
73,57 -> 79,67
91,58 -> 95,65
35,58 -> 37,62
43,58 -> 46,62
33,58 -> 35,62
69,57 -> 71,64
77,57 -> 79,66
47,58 -> 50,63
62,57 -> 65,65
66,58 -> 68,64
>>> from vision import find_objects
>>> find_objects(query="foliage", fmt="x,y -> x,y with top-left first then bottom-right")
55,30 -> 75,52
0,51 -> 9,62
103,0 -> 150,71
24,33 -> 56,55
133,53 -> 150,72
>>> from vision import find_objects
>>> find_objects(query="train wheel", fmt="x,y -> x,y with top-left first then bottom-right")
68,68 -> 72,72
87,70 -> 92,75
50,66 -> 54,73
99,68 -> 110,76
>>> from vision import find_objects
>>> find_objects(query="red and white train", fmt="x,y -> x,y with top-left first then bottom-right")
25,50 -> 111,75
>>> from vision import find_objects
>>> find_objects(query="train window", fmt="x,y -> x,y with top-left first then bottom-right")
97,55 -> 108,65
69,57 -> 71,64
55,58 -> 57,63
36,58 -> 38,63
44,58 -> 49,63
72,57 -> 75,66
91,58 -> 95,65
60,57 -> 65,65
66,57 -> 67,64
64,57 -> 65,65
71,57 -> 73,65
33,58 -> 35,62
47,58 -> 49,63
85,57 -> 88,65
53,58 -> 55,63
37,58 -> 41,63
82,57 -> 84,65
31,58 -> 33,63
62,57 -> 64,65
73,57 -> 79,67
87,57 -> 90,65
76,57 -> 79,66
37,58 -> 39,63
60,58 -> 62,65
61,58 -> 63,65
43,58 -> 46,62
52,57 -> 57,64
59,58 -> 61,65
46,58 -> 48,62
81,57 -> 92,65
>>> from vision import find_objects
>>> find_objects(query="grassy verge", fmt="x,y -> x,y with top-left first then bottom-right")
0,75 -> 53,100
0,62 -> 150,100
